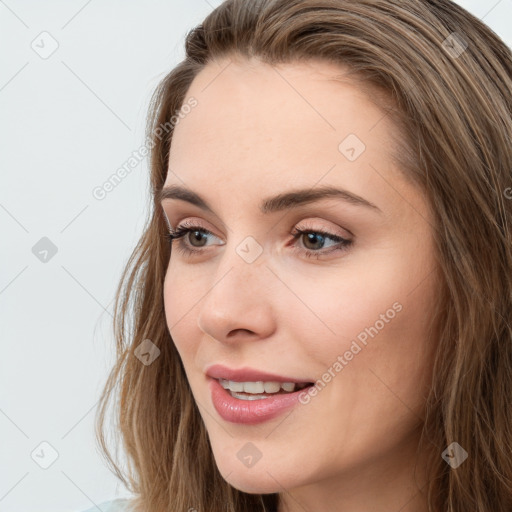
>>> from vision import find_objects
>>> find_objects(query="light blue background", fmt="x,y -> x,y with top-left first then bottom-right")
1,1 -> 511,511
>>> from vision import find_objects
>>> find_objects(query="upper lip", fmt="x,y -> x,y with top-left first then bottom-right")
206,364 -> 313,383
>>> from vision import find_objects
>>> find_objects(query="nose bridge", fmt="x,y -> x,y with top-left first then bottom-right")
207,233 -> 270,302
196,234 -> 276,340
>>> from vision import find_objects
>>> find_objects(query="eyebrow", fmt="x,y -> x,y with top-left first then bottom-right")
157,184 -> 382,215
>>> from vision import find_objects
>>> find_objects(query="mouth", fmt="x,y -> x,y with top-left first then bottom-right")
217,378 -> 314,401
208,377 -> 316,424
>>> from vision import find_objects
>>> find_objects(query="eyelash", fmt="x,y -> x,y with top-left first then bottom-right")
164,221 -> 352,260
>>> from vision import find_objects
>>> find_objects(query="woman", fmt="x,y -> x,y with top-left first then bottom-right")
90,1 -> 512,511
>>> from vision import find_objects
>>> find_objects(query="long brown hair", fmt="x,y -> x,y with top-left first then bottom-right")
94,1 -> 512,511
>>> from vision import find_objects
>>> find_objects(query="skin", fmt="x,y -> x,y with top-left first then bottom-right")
161,56 -> 440,512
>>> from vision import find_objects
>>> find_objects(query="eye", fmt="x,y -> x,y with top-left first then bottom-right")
164,221 -> 222,256
165,220 -> 353,260
289,226 -> 352,259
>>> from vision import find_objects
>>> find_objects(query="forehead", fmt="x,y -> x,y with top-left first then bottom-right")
169,57 -> 390,165
165,57 -> 414,220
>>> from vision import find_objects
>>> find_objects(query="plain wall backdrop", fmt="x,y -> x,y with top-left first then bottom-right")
1,1 -> 511,511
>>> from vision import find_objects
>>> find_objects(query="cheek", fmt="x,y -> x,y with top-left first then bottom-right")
163,262 -> 196,358
289,246 -> 438,399
284,256 -> 437,455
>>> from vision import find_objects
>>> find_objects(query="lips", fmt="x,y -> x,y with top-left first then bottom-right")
205,363 -> 313,384
208,377 -> 312,424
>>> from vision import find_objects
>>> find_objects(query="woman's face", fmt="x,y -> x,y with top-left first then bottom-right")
161,57 -> 439,502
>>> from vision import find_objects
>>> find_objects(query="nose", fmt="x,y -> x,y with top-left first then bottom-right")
196,246 -> 277,345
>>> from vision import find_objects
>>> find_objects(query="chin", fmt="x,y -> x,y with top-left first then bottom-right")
213,452 -> 305,495
221,470 -> 283,494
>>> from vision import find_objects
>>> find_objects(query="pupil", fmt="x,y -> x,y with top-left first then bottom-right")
304,233 -> 324,250
189,230 -> 205,247
190,231 -> 206,247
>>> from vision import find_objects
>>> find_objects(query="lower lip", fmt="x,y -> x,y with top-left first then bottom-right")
208,377 -> 310,425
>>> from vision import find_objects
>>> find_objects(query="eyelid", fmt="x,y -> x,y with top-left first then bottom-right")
173,218 -> 221,237
164,211 -> 217,233
162,204 -> 355,237
294,218 -> 352,239
161,206 -> 229,234
170,217 -> 350,241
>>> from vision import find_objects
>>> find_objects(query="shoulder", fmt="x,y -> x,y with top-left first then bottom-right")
79,498 -> 135,512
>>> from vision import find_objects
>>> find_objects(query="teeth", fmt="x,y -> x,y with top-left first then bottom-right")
219,379 -> 309,394
281,382 -> 295,392
263,381 -> 280,393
